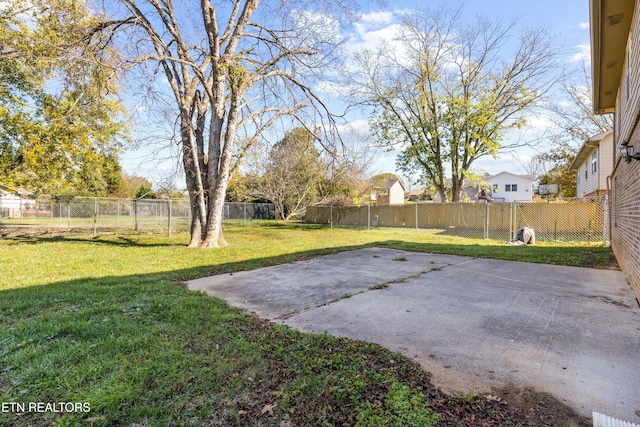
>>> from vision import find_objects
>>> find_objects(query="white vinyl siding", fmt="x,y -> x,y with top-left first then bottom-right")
575,133 -> 613,198
388,181 -> 405,205
489,173 -> 533,202
581,152 -> 599,196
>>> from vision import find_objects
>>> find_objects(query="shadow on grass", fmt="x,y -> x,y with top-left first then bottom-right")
0,237 -> 615,426
0,237 -> 618,302
0,233 -> 187,248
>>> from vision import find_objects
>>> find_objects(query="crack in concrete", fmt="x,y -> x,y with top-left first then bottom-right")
274,256 -> 477,321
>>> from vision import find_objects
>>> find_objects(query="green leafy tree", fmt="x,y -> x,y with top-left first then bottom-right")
248,127 -> 325,220
110,174 -> 153,198
352,6 -> 557,202
135,184 -> 155,199
318,139 -> 375,206
368,173 -> 403,190
0,0 -> 128,195
318,166 -> 362,206
535,148 -> 577,198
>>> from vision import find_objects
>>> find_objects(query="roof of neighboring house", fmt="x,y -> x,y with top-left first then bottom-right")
569,130 -> 614,170
0,182 -> 35,197
407,189 -> 424,196
386,179 -> 405,191
590,0 -> 635,113
487,171 -> 535,182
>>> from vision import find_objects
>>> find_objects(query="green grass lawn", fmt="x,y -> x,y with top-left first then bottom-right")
0,224 -> 613,426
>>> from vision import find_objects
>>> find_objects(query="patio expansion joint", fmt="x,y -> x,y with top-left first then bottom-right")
276,256 -> 477,322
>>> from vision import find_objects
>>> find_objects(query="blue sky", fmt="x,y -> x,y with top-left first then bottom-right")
120,0 -> 593,189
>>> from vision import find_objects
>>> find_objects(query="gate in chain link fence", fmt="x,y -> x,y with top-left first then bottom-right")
305,196 -> 609,245
0,197 -> 275,236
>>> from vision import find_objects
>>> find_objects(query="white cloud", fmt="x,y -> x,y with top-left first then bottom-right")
348,22 -> 402,54
291,10 -> 342,46
569,44 -> 591,63
336,119 -> 370,134
578,22 -> 589,30
314,80 -> 353,97
524,114 -> 554,133
474,155 -> 530,177
360,10 -> 394,26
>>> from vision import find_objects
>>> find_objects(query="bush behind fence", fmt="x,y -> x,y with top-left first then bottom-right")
0,197 -> 276,236
306,197 -> 609,244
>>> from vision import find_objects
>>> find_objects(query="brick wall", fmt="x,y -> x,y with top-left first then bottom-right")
611,160 -> 640,300
610,3 -> 640,301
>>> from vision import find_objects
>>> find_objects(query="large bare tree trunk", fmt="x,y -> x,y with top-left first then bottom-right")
111,0 -> 346,247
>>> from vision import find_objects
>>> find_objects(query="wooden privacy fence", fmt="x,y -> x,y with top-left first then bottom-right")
305,197 -> 609,244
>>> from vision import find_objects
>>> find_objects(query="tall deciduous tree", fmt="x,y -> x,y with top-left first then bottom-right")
318,133 -> 377,205
0,0 -> 128,195
548,59 -> 613,143
100,0 -> 352,247
531,59 -> 613,197
351,6 -> 557,202
249,127 -> 324,220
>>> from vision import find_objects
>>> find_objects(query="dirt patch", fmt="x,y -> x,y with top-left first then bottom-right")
216,318 -> 592,427
0,225 -> 85,239
584,294 -> 634,308
491,385 -> 591,427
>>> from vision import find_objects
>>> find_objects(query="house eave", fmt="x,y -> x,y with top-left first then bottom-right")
569,144 -> 597,170
569,130 -> 613,170
590,0 -> 635,114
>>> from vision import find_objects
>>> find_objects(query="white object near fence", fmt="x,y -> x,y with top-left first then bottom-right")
592,412 -> 640,427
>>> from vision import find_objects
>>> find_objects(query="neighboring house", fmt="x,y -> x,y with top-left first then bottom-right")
486,172 -> 534,202
0,187 -> 21,218
590,0 -> 640,300
406,189 -> 429,202
569,130 -> 614,198
430,180 -> 484,202
460,185 -> 480,201
0,183 -> 38,218
371,179 -> 405,205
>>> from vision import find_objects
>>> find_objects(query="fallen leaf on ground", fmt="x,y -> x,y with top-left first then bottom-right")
261,403 -> 277,416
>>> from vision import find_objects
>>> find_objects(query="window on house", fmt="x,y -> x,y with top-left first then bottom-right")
505,184 -> 511,192
379,189 -> 388,195
591,151 -> 597,173
584,164 -> 588,179
511,184 -> 517,192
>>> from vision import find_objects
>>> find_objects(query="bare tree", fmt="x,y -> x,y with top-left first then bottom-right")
248,127 -> 325,220
318,128 -> 378,205
529,58 -> 613,197
548,59 -> 613,144
350,6 -> 558,202
99,0 -> 352,247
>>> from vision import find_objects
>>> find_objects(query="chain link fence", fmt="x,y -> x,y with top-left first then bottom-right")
305,196 -> 609,245
0,197 -> 275,236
